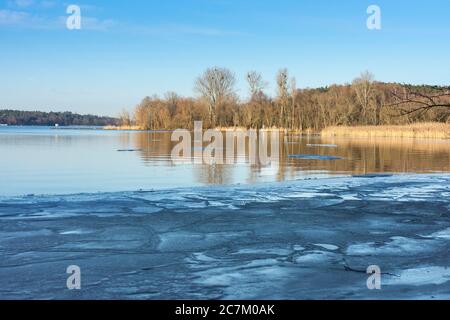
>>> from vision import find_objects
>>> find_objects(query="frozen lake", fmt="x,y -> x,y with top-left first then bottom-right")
0,127 -> 449,299
0,174 -> 449,299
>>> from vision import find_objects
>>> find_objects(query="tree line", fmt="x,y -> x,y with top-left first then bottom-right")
0,110 -> 118,126
121,68 -> 450,131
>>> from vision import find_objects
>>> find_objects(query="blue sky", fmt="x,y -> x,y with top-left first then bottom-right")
1,0 -> 449,116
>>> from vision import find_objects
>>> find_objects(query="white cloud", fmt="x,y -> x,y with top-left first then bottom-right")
7,0 -> 60,8
11,0 -> 35,8
0,5 -> 244,37
0,9 -> 29,25
0,8 -> 116,31
0,9 -> 58,29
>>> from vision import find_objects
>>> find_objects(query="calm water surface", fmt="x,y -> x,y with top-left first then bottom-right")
1,126 -> 450,196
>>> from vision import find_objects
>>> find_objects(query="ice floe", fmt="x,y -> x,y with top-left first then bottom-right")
288,154 -> 343,160
307,144 -> 338,148
314,244 -> 340,251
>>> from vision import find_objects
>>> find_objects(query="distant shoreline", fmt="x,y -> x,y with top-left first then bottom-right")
0,109 -> 118,127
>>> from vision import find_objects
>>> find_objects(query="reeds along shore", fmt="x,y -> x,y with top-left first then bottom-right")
104,125 -> 143,131
103,125 -> 315,134
105,123 -> 450,140
321,123 -> 450,139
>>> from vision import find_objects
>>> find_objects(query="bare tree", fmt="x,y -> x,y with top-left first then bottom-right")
276,68 -> 290,128
387,85 -> 450,117
165,91 -> 180,116
290,77 -> 297,129
119,109 -> 132,127
195,67 -> 236,127
246,71 -> 267,101
353,71 -> 375,124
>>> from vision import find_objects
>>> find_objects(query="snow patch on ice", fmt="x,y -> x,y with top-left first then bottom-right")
294,250 -> 342,265
60,229 -> 93,235
346,237 -> 438,256
314,244 -> 339,251
423,228 -> 450,240
387,266 -> 450,286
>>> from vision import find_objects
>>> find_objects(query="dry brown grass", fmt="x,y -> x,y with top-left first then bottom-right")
322,123 -> 450,139
104,125 -> 315,133
103,125 -> 143,131
216,127 -> 292,132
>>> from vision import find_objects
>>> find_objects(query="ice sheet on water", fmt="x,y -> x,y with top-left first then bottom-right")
352,174 -> 394,178
117,149 -> 143,152
0,173 -> 450,299
191,258 -> 289,299
158,231 -> 253,252
288,154 -> 343,160
307,144 -> 338,148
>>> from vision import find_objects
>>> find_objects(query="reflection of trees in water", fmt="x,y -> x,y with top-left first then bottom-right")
130,131 -> 450,185
132,131 -> 174,164
118,132 -> 133,150
274,134 -> 450,175
132,130 -> 287,185
327,137 -> 450,174
197,164 -> 233,185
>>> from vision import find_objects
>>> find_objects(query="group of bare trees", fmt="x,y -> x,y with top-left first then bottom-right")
120,68 -> 450,130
